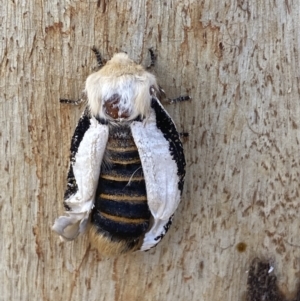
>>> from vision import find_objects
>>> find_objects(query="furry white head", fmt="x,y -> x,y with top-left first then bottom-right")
85,53 -> 158,121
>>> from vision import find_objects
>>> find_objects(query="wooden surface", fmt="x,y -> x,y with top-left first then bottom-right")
2,0 -> 300,300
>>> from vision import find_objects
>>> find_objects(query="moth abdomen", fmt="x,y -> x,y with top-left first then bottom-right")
89,124 -> 151,256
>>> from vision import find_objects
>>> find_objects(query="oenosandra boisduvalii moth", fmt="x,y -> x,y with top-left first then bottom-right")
52,48 -> 189,256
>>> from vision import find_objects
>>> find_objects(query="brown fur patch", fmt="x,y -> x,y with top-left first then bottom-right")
109,158 -> 141,164
89,225 -> 142,257
100,211 -> 147,224
106,146 -> 137,152
100,174 -> 144,181
99,193 -> 147,203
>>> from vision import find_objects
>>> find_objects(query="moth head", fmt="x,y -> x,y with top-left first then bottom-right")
85,53 -> 158,121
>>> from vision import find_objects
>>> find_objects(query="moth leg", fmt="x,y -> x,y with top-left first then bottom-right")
91,46 -> 104,68
167,95 -> 191,104
147,48 -> 156,69
60,92 -> 87,105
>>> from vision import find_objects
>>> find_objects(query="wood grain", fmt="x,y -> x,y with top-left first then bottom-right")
1,0 -> 300,300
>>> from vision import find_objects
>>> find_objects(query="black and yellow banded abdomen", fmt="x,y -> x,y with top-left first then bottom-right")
90,125 -> 151,256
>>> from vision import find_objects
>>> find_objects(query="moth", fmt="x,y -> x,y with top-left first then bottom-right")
52,48 -> 189,256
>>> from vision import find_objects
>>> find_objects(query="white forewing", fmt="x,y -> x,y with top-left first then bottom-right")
131,108 -> 181,250
131,109 -> 181,220
139,219 -> 172,251
52,118 -> 109,240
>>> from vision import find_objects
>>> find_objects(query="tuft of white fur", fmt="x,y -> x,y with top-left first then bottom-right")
85,53 -> 158,121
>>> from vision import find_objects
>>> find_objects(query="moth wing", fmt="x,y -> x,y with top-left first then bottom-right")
52,108 -> 109,240
131,98 -> 185,250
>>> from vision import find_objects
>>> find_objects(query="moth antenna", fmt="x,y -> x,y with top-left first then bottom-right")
147,48 -> 156,69
91,46 -> 104,68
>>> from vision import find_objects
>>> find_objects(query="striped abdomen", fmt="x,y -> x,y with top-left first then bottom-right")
90,124 -> 151,255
